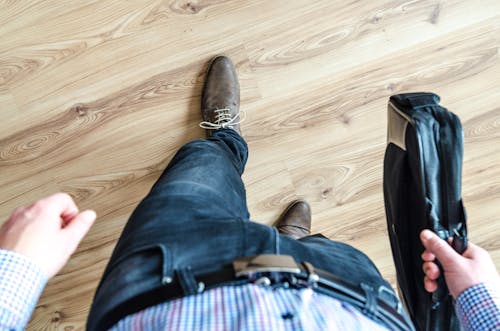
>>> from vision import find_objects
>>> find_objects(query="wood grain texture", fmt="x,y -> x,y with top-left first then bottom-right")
0,0 -> 499,329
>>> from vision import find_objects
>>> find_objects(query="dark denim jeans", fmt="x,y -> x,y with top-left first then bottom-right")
87,129 -> 398,330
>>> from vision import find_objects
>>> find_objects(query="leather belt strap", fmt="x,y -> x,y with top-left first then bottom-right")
98,255 -> 415,331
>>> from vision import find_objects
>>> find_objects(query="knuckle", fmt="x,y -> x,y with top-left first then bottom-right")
12,206 -> 26,215
54,192 -> 72,200
53,192 -> 75,206
12,207 -> 34,221
30,200 -> 47,211
23,207 -> 36,218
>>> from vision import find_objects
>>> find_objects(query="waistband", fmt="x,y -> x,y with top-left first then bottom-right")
94,254 -> 415,331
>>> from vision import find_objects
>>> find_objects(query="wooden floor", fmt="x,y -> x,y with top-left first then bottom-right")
1,0 -> 499,329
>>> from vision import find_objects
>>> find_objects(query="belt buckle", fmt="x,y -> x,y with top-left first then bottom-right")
233,254 -> 319,288
233,254 -> 301,278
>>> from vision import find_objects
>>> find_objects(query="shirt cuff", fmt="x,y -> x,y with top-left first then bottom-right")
0,249 -> 48,329
455,282 -> 500,331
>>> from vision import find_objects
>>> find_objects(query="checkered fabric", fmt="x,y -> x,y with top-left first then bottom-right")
456,282 -> 500,331
0,249 -> 47,331
1,247 -> 499,331
110,284 -> 391,331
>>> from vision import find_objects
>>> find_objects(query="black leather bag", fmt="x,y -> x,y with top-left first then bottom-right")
383,93 -> 468,331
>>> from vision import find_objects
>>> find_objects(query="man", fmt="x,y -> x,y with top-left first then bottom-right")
0,56 -> 498,331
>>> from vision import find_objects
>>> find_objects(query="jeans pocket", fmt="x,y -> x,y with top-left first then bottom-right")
102,243 -> 173,289
89,243 -> 173,330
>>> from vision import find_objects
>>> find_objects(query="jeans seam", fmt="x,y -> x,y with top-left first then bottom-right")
273,227 -> 280,255
241,219 -> 247,258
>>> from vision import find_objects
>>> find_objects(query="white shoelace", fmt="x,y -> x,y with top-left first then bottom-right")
199,108 -> 246,130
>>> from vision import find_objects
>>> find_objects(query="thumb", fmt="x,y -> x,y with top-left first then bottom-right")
420,229 -> 462,269
64,210 -> 96,253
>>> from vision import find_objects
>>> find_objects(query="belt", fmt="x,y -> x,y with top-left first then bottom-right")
97,254 -> 415,331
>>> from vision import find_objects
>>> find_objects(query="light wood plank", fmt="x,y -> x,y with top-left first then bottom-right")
0,1 -> 499,329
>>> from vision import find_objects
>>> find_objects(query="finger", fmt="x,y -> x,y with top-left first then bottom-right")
63,210 -> 96,253
9,207 -> 28,222
422,261 -> 440,280
420,230 -> 462,269
424,276 -> 438,293
41,193 -> 79,221
421,250 -> 436,262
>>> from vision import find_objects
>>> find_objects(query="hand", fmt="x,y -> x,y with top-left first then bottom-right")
420,229 -> 499,299
0,193 -> 96,278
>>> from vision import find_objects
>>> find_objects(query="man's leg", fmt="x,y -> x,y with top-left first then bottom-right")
88,56 -> 251,329
116,128 -> 249,245
110,54 -> 248,250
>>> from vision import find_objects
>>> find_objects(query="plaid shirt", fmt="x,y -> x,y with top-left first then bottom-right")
455,282 -> 500,330
1,248 -> 498,331
0,249 -> 47,330
109,284 -> 390,330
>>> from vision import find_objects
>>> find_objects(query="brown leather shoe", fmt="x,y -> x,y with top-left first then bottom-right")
276,200 -> 312,240
199,56 -> 243,136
